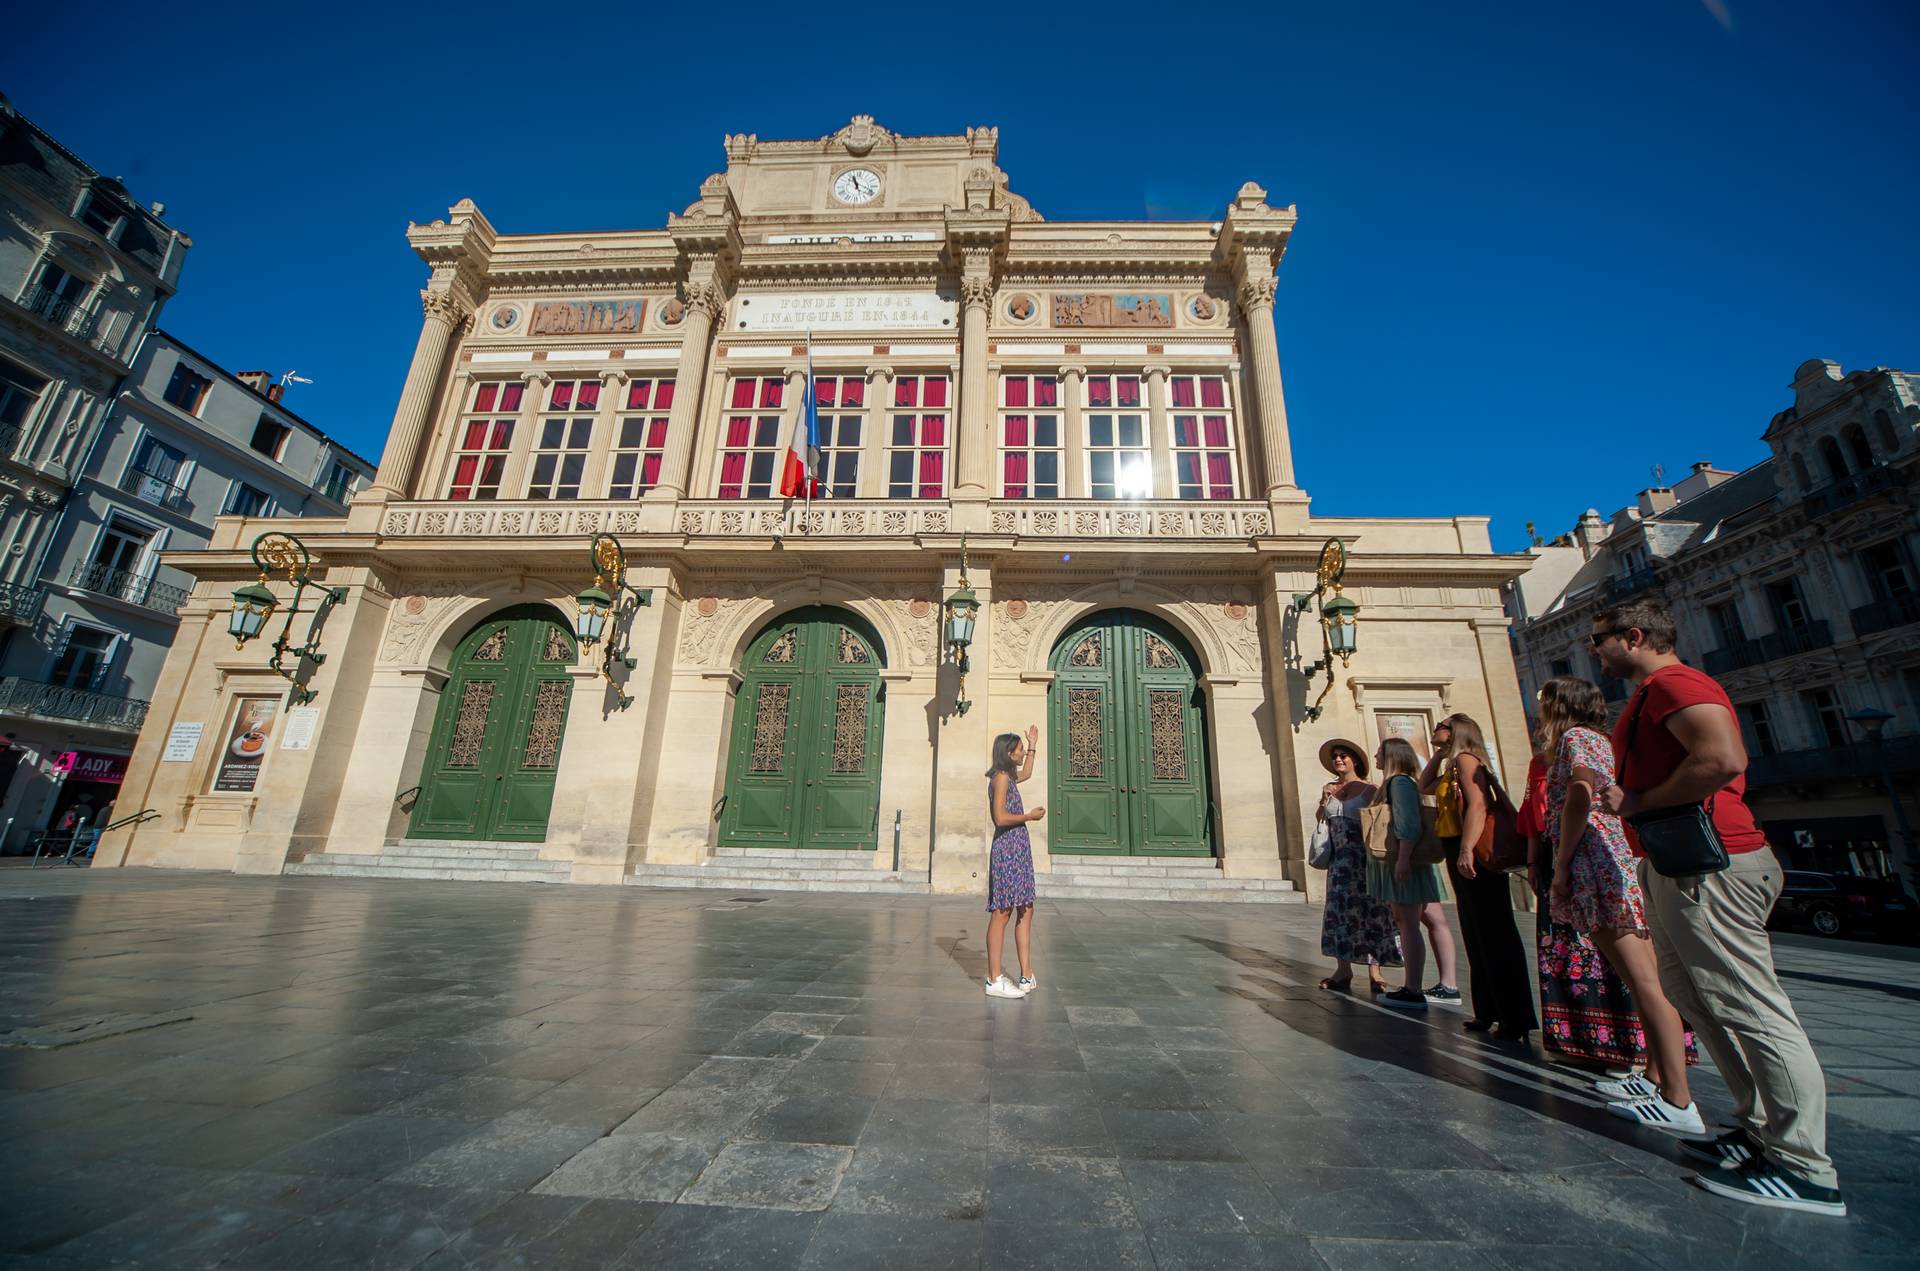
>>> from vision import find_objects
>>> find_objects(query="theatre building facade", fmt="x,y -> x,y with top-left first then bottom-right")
98,118 -> 1530,900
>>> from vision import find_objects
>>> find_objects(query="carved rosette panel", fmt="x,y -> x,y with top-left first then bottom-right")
831,684 -> 869,774
521,681 -> 569,768
1148,688 -> 1187,780
1067,687 -> 1103,777
447,681 -> 495,768
749,683 -> 790,773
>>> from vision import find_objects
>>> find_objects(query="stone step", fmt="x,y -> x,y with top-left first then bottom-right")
713,849 -> 889,870
625,870 -> 930,896
286,860 -> 570,884
1040,883 -> 1304,904
636,863 -> 910,884
385,841 -> 545,861
297,851 -> 562,873
1047,863 -> 1228,878
1048,855 -> 1224,873
1042,871 -> 1293,892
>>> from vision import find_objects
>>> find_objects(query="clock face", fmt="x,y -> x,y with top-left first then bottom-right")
833,168 -> 882,205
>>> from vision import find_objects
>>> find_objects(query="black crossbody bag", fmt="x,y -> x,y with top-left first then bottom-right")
1620,682 -> 1731,878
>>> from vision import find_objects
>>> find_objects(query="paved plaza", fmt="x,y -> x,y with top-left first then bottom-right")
2,870 -> 1917,1269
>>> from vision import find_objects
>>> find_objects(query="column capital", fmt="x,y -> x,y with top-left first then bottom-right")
420,286 -> 475,329
598,367 -> 630,387
1236,275 -> 1278,316
518,369 -> 551,386
682,278 -> 726,320
1142,364 -> 1171,380
1057,363 -> 1087,380
958,272 -> 996,310
866,366 -> 895,382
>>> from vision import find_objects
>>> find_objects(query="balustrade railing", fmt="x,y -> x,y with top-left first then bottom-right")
1701,620 -> 1835,676
68,561 -> 189,614
0,677 -> 149,731
0,579 -> 46,624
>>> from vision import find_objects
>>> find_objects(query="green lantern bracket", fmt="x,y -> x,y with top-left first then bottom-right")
943,534 -> 981,716
575,533 -> 653,709
228,532 -> 348,706
1292,537 -> 1361,724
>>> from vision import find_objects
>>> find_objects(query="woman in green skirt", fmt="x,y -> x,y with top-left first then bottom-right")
1369,736 -> 1459,1010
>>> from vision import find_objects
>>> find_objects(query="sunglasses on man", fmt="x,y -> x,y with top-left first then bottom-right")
1588,627 -> 1638,648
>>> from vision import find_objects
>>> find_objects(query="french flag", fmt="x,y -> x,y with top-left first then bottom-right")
779,338 -> 821,500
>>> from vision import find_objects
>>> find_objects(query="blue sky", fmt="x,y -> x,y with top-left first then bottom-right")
6,1 -> 1916,550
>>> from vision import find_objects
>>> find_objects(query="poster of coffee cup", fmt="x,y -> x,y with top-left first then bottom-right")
214,696 -> 279,792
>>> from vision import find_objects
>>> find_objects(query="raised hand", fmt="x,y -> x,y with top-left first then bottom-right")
1026,724 -> 1040,749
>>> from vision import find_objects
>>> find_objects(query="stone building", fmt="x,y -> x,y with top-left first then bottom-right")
1506,358 -> 1920,883
98,117 -> 1531,900
0,331 -> 374,851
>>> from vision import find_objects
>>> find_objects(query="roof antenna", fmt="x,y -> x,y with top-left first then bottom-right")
1650,463 -> 1665,486
279,371 -> 314,389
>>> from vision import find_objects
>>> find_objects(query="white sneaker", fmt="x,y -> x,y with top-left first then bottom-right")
1608,1094 -> 1706,1136
1594,1074 -> 1658,1102
1016,976 -> 1036,992
984,975 -> 1026,999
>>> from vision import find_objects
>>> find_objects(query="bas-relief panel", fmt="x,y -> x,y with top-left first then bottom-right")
988,582 -> 1259,675
528,300 -> 646,336
1050,293 -> 1173,328
671,581 -> 939,671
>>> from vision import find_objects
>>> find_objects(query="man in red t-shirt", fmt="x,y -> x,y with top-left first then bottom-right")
1592,600 -> 1842,1215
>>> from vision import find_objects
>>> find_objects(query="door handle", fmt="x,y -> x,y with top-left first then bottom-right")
806,779 -> 815,786
495,775 -> 504,781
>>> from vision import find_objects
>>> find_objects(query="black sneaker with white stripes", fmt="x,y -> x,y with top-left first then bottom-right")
1692,1157 -> 1846,1216
1679,1127 -> 1762,1170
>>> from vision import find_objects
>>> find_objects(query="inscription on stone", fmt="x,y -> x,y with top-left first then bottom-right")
530,300 -> 647,336
1051,293 -> 1173,328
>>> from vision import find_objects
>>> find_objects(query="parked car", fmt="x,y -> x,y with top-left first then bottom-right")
1769,871 -> 1919,942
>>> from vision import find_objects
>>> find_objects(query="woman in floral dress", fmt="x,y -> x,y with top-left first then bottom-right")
1317,739 -> 1401,991
984,726 -> 1044,999
1537,677 -> 1700,1130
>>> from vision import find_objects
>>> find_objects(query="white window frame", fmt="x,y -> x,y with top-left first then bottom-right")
1167,372 -> 1239,501
997,373 -> 1063,499
221,479 -> 276,518
1082,372 -> 1150,500
50,619 -> 123,691
716,374 -> 790,500
885,372 -> 951,499
813,374 -> 866,499
608,377 -> 675,499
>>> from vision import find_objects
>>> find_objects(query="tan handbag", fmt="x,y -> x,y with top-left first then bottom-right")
1362,779 -> 1447,866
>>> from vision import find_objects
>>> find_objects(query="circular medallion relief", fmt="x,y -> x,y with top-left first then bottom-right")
404,595 -> 428,615
1006,294 -> 1036,321
659,298 -> 686,326
909,599 -> 932,619
490,305 -> 520,331
1224,601 -> 1248,620
1005,600 -> 1028,619
697,597 -> 720,617
1189,295 -> 1218,321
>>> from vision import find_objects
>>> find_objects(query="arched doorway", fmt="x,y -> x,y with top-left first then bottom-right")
719,606 -> 886,850
410,604 -> 577,842
1048,610 -> 1213,857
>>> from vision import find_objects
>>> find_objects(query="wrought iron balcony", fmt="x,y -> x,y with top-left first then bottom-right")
1747,735 -> 1920,788
0,677 -> 149,732
68,561 -> 189,614
1852,593 -> 1920,639
0,579 -> 46,625
1700,620 -> 1835,676
118,464 -> 192,511
1603,567 -> 1662,601
1803,465 -> 1901,521
18,284 -> 95,337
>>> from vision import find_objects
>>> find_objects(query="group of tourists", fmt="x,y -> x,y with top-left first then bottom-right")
976,601 -> 1844,1218
1310,600 -> 1843,1216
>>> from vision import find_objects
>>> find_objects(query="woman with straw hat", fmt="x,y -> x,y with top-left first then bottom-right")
1315,738 -> 1402,992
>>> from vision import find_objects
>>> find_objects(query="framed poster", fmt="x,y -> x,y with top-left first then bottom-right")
1375,711 -> 1432,762
213,696 -> 279,792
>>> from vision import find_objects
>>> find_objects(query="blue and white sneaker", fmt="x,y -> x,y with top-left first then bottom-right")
1679,1127 -> 1762,1170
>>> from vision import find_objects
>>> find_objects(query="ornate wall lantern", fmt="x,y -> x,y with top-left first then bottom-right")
944,534 -> 980,716
228,532 -> 347,705
1293,537 -> 1361,723
577,533 -> 652,708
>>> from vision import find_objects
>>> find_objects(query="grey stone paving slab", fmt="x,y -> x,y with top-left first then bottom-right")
5,868 -> 1920,1267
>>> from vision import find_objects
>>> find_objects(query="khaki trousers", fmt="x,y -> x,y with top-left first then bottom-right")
1639,851 -> 1836,1187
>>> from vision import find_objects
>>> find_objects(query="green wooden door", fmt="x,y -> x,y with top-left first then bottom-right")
719,607 -> 886,850
1048,611 -> 1212,857
410,605 -> 577,842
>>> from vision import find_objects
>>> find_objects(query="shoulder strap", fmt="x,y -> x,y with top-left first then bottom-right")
1620,680 -> 1653,785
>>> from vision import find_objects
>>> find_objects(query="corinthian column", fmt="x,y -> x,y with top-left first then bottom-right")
650,277 -> 724,500
954,267 -> 995,500
370,288 -> 472,497
1237,268 -> 1296,494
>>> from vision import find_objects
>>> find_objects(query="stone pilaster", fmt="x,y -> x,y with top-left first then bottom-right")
651,272 -> 725,499
931,553 -> 992,894
1144,364 -> 1173,499
1059,364 -> 1087,498
955,262 -> 995,501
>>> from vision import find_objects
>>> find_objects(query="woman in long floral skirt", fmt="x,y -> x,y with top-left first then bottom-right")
1316,739 -> 1401,991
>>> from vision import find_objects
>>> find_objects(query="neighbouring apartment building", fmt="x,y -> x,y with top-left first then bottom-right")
98,117 -> 1534,901
0,330 -> 375,850
1507,358 -> 1920,883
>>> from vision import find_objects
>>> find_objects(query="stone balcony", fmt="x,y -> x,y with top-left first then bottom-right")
374,498 -> 1277,545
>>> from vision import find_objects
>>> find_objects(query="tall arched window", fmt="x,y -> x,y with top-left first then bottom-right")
1844,425 -> 1875,472
1873,408 -> 1901,455
1818,436 -> 1850,484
